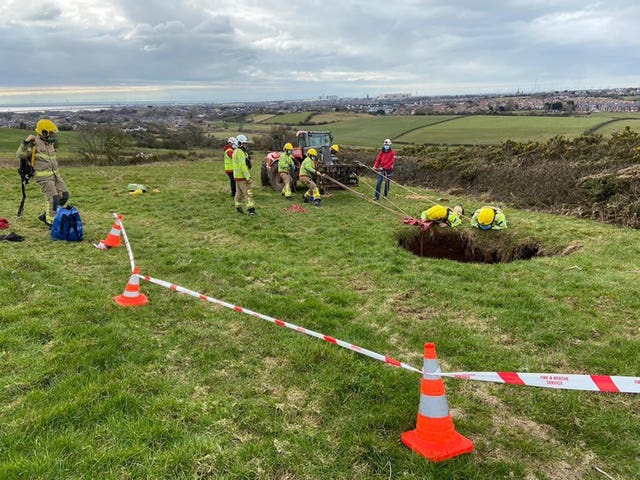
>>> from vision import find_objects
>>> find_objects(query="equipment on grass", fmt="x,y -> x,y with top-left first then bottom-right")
51,206 -> 83,241
16,144 -> 36,217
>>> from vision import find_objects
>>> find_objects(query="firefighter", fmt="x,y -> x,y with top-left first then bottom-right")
471,206 -> 507,230
16,119 -> 69,227
299,148 -> 322,207
420,204 -> 463,227
232,134 -> 256,215
330,144 -> 340,161
373,138 -> 395,200
278,142 -> 295,200
223,136 -> 237,198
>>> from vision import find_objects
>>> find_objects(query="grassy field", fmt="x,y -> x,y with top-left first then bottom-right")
396,115 -> 605,145
308,112 -> 368,123
324,116 -> 459,147
0,128 -> 81,163
0,160 -> 638,479
589,117 -> 640,136
261,112 -> 314,125
247,114 -> 277,124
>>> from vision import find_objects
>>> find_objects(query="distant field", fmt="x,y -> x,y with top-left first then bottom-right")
397,115 -> 605,145
588,117 -> 640,136
309,112 -> 368,123
0,128 -> 78,161
248,113 -> 276,123
261,111 -> 313,125
325,115 -> 459,147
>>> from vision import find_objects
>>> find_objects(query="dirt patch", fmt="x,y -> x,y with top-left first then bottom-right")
397,226 -> 544,263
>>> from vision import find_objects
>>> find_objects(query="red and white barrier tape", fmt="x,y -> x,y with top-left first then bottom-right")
441,371 -> 640,393
117,214 -> 640,394
136,272 -> 423,375
114,212 -> 136,273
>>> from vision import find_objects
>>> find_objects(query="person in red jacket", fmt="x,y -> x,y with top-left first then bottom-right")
373,138 -> 395,200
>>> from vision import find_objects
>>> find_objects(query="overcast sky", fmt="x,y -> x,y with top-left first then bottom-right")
1,0 -> 640,105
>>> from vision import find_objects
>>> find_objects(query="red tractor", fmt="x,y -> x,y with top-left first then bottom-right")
261,130 -> 360,192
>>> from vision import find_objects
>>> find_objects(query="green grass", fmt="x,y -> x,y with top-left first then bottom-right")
0,160 -> 638,479
325,116 -> 459,147
309,112 -> 368,123
590,118 -> 640,136
397,115 -> 605,145
261,112 -> 314,125
0,128 -> 80,162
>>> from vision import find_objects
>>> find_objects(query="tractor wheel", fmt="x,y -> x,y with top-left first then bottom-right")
261,159 -> 270,186
270,162 -> 285,192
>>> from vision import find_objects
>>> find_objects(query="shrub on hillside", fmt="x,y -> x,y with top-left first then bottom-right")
393,131 -> 640,228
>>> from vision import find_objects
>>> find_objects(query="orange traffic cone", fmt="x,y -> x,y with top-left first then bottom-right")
401,343 -> 474,461
114,267 -> 148,307
100,215 -> 123,248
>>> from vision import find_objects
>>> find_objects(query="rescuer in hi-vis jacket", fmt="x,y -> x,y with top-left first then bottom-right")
232,134 -> 256,215
471,206 -> 507,230
16,119 -> 69,227
298,148 -> 323,207
223,136 -> 237,198
420,204 -> 464,227
278,142 -> 295,200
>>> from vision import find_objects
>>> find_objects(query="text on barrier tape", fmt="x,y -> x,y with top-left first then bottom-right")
441,371 -> 640,393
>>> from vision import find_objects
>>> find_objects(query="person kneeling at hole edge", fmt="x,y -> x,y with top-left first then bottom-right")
299,148 -> 323,207
420,204 -> 463,227
16,119 -> 70,228
232,134 -> 256,215
471,206 -> 507,230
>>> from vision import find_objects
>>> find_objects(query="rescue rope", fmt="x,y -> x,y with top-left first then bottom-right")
320,173 -> 412,218
356,161 -> 427,199
355,161 -> 473,221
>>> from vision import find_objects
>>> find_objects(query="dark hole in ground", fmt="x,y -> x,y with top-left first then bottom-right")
398,227 -> 543,263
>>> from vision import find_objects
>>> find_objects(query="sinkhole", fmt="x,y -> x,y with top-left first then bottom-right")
397,226 -> 544,263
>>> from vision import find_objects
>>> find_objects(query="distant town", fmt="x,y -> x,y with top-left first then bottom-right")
1,87 -> 639,131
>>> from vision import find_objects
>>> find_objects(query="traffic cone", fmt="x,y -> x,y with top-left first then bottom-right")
100,215 -> 123,248
113,267 -> 148,307
401,343 -> 474,461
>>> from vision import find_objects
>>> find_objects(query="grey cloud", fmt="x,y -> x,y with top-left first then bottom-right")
2,0 -> 640,102
23,3 -> 62,21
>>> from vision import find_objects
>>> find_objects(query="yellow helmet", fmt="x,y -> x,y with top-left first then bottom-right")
283,142 -> 293,150
35,119 -> 58,138
425,204 -> 447,221
307,148 -> 318,157
477,207 -> 496,227
331,144 -> 339,152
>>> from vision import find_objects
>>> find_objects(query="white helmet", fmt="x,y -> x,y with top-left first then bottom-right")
236,134 -> 251,144
228,136 -> 237,148
383,138 -> 392,146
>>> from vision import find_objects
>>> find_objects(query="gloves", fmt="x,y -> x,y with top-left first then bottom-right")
18,159 -> 34,183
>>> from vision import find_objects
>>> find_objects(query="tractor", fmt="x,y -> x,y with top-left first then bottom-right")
261,130 -> 360,192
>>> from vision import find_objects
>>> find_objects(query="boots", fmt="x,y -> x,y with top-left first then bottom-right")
236,207 -> 244,215
247,207 -> 256,216
38,211 -> 52,228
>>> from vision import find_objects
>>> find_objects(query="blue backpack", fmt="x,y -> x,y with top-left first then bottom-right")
51,206 -> 84,242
